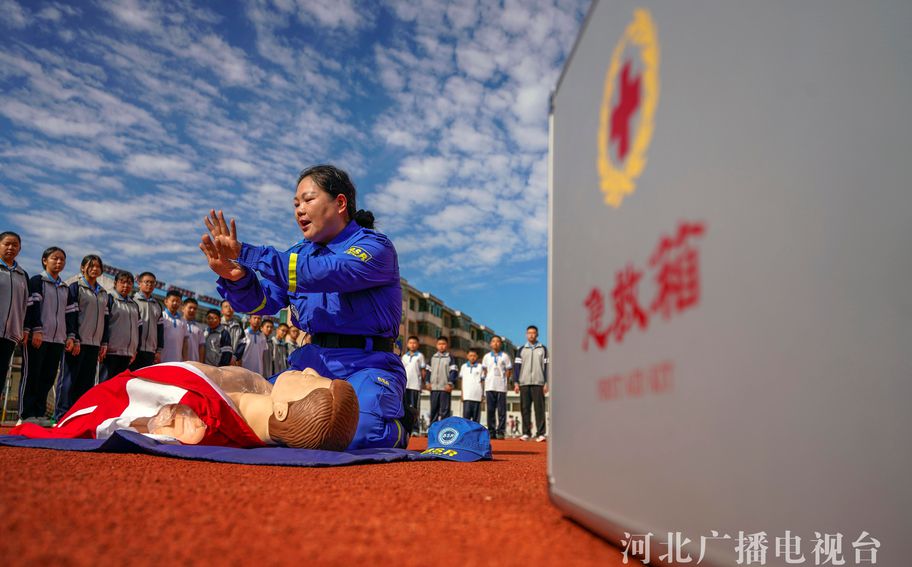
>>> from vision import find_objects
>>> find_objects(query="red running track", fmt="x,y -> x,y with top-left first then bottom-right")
0,434 -> 627,566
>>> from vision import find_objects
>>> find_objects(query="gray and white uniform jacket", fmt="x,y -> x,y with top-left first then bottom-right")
134,292 -> 164,354
68,278 -> 109,347
428,352 -> 458,391
0,260 -> 29,343
25,271 -> 70,344
513,342 -> 549,386
106,291 -> 142,357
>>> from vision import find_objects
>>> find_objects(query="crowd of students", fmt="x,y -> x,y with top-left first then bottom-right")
400,326 -> 550,442
0,231 -> 301,427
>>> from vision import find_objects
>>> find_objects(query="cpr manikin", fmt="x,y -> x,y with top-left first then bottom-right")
135,363 -> 359,450
12,362 -> 360,452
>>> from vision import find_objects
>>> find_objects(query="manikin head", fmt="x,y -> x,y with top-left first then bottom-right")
267,368 -> 359,451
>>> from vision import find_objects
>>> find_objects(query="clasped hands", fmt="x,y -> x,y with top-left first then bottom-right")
199,210 -> 246,282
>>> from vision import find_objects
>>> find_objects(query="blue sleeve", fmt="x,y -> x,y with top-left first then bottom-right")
448,356 -> 458,385
218,329 -> 233,366
513,347 -> 523,387
24,276 -> 43,332
235,235 -> 398,294
67,283 -> 80,342
217,268 -> 288,316
235,336 -> 247,360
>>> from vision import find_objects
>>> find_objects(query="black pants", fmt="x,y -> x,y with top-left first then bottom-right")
429,390 -> 451,423
463,400 -> 481,423
20,341 -> 64,419
486,391 -> 507,436
405,389 -> 421,432
520,384 -> 547,437
101,354 -> 132,383
55,345 -> 99,421
0,338 -> 16,407
130,350 -> 156,371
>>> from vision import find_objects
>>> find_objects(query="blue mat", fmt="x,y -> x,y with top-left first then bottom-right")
0,430 -> 437,467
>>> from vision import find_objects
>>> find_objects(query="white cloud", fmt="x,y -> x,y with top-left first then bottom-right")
217,158 -> 258,178
0,0 -> 29,29
124,153 -> 192,179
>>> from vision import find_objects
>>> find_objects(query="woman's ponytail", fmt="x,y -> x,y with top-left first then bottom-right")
353,209 -> 375,229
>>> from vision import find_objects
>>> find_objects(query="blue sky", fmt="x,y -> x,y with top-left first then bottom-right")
0,0 -> 588,346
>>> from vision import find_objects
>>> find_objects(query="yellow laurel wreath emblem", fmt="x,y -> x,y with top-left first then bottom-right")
597,8 -> 660,209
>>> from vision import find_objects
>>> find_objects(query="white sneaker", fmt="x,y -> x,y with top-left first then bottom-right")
535,435 -> 547,442
520,434 -> 531,441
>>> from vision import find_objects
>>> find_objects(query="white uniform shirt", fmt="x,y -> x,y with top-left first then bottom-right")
460,361 -> 484,402
184,320 -> 205,362
240,328 -> 267,376
401,351 -> 426,391
481,351 -> 512,393
161,309 -> 189,363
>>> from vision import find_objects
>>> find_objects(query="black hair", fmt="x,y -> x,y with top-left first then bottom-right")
0,231 -> 21,244
137,271 -> 156,282
468,348 -> 481,357
527,325 -> 539,332
296,164 -> 375,229
115,271 -> 134,283
165,290 -> 182,300
183,297 -> 198,305
81,254 -> 103,272
278,323 -> 289,329
41,246 -> 66,264
221,299 -> 232,307
407,335 -> 419,342
437,336 -> 449,344
206,309 -> 220,317
262,319 -> 274,326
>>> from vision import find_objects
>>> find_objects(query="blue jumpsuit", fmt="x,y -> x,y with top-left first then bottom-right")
217,221 -> 407,450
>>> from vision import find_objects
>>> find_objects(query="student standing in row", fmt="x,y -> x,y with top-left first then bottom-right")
401,335 -> 426,434
161,290 -> 188,363
427,336 -> 457,423
220,299 -> 244,363
203,308 -> 233,366
131,272 -> 163,370
0,232 -> 29,409
21,246 -> 70,423
271,323 -> 291,376
235,314 -> 266,376
260,319 -> 275,375
513,324 -> 549,442
182,298 -> 205,363
482,335 -> 512,440
55,255 -> 109,421
460,348 -> 484,424
101,271 -> 141,382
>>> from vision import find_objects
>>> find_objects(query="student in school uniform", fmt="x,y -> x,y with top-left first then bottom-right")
55,255 -> 109,421
459,348 -> 484,424
160,290 -> 189,363
481,335 -> 512,440
101,271 -> 141,382
401,335 -> 426,434
235,314 -> 267,376
202,308 -> 233,367
21,246 -> 69,424
0,232 -> 29,412
131,272 -> 163,370
426,336 -> 458,423
182,297 -> 205,363
220,299 -> 244,363
270,322 -> 291,376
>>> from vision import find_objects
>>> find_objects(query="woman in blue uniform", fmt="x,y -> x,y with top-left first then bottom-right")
200,165 -> 411,450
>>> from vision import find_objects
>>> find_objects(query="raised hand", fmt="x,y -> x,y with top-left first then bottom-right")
200,209 -> 247,281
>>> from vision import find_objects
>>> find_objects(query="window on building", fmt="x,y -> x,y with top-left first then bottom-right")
430,303 -> 442,317
418,298 -> 429,312
409,298 -> 417,311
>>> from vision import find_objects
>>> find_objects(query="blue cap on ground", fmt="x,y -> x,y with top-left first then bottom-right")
422,417 -> 492,462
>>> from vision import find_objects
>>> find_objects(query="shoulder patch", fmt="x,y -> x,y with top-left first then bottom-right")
344,246 -> 373,262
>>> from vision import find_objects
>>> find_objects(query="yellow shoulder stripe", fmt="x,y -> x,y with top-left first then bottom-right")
288,253 -> 298,293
